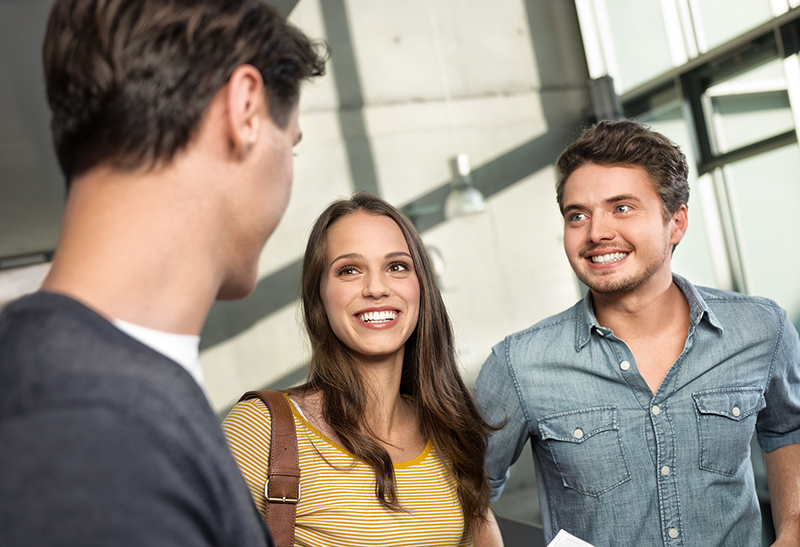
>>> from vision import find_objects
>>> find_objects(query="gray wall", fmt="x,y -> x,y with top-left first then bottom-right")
0,0 -> 592,414
0,1 -> 593,540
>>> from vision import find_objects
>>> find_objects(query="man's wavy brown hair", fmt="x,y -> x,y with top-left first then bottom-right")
556,120 -> 689,221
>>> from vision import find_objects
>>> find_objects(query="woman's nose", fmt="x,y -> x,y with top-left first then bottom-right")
362,271 -> 390,298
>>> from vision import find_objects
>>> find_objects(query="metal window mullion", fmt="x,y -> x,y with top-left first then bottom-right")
713,167 -> 751,294
575,0 -> 609,79
680,0 -> 703,56
705,91 -> 727,156
702,130 -> 798,171
592,0 -> 622,86
695,173 -> 735,290
680,68 -> 747,293
780,20 -> 800,140
681,71 -> 715,171
659,0 -> 690,66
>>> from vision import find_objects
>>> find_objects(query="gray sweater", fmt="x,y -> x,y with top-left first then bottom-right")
0,291 -> 274,547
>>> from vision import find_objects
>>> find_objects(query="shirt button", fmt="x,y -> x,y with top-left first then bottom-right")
661,466 -> 670,476
573,428 -> 584,439
620,360 -> 630,371
668,528 -> 679,539
652,405 -> 661,416
732,406 -> 741,417
597,330 -> 605,336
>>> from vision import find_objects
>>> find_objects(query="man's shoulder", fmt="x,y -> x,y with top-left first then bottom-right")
0,294 -> 273,547
692,283 -> 781,309
0,291 -> 116,357
0,291 -> 213,435
486,302 -> 584,363
501,300 -> 583,344
687,281 -> 787,320
676,277 -> 791,342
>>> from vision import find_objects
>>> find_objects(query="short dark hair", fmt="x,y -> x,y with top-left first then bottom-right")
43,0 -> 327,183
555,120 -> 689,220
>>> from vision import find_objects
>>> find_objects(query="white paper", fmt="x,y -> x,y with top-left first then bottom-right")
547,529 -> 596,547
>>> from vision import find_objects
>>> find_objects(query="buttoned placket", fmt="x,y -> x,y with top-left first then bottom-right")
650,396 -> 683,546
598,326 -> 691,546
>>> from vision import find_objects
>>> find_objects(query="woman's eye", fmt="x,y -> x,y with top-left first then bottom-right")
337,266 -> 358,276
388,262 -> 410,272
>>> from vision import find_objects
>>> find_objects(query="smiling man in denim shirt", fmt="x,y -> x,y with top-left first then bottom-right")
474,120 -> 800,546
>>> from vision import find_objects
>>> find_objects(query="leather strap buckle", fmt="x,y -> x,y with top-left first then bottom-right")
265,478 -> 301,504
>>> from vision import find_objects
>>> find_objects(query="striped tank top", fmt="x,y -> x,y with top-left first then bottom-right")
222,394 -> 471,547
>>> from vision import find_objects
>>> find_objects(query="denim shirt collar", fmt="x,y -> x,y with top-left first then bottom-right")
575,273 -> 724,351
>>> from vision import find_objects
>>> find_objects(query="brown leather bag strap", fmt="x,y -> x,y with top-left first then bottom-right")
239,390 -> 300,547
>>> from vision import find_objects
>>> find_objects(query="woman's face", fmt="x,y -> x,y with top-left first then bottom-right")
320,212 -> 421,365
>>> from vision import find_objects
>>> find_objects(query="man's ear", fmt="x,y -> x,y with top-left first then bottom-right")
226,64 -> 267,159
669,204 -> 689,245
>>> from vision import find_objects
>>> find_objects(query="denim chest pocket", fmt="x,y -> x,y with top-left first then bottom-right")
693,388 -> 765,476
538,407 -> 630,497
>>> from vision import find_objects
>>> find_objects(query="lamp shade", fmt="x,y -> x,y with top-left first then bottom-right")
444,153 -> 486,219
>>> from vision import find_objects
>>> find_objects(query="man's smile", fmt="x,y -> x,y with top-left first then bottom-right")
590,251 -> 629,264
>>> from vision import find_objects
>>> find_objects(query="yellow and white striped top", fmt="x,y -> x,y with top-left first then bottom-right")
222,394 -> 471,547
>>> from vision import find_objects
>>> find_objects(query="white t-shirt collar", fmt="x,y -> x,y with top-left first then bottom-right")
112,318 -> 208,398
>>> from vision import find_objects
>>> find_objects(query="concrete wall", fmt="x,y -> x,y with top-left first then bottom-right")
0,2 -> 592,535
0,0 -> 593,415
197,0 -> 593,412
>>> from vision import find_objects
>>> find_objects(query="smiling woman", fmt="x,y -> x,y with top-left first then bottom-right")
222,193 -> 502,547
320,212 -> 420,366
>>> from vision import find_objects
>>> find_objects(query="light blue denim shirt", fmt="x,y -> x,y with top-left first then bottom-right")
474,274 -> 800,547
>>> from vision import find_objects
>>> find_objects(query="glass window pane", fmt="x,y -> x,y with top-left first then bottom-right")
724,144 -> 800,330
705,58 -> 794,154
604,0 -> 673,93
637,100 -> 720,289
691,0 -> 773,52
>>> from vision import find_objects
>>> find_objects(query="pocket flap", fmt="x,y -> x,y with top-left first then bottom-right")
539,407 -> 618,444
693,388 -> 765,421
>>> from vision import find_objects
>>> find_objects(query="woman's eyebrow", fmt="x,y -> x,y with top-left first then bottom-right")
329,253 -> 362,269
385,252 -> 412,260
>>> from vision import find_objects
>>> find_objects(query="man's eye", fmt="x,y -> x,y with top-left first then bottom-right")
615,205 -> 632,213
570,212 -> 586,222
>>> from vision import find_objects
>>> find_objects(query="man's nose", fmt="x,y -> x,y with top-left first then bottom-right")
588,214 -> 615,242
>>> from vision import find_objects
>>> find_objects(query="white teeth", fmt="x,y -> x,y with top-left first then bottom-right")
358,310 -> 398,323
591,252 -> 628,264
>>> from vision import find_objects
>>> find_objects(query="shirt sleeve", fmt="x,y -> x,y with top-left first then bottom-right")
222,398 -> 273,514
473,340 -> 532,502
756,308 -> 800,452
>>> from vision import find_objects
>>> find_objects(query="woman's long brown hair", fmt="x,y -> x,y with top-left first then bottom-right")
299,192 -> 493,531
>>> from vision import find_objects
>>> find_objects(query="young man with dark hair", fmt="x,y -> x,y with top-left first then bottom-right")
0,1 -> 325,545
475,120 -> 800,546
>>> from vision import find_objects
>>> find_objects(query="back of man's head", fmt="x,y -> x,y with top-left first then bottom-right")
555,120 -> 689,221
43,0 -> 326,185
